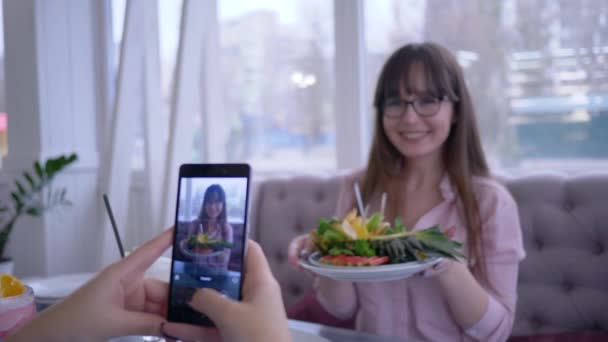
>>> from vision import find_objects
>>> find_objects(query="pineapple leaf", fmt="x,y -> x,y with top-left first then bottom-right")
394,217 -> 407,233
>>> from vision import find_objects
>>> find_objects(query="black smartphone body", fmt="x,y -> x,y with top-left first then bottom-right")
167,163 -> 251,326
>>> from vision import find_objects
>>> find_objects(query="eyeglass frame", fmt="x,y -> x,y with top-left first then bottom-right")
381,96 -> 453,118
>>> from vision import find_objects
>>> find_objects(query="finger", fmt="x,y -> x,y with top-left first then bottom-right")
161,322 -> 221,342
188,287 -> 235,323
120,227 -> 174,276
143,301 -> 165,316
288,237 -> 303,266
243,240 -> 274,285
144,279 -> 169,306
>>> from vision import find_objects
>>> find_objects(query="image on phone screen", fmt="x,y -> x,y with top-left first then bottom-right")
167,164 -> 250,326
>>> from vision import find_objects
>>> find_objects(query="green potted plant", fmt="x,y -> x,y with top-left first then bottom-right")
0,153 -> 78,274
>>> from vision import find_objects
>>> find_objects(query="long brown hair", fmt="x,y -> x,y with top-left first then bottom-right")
198,184 -> 228,225
362,42 -> 490,281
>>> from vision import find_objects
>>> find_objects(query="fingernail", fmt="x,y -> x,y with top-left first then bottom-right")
160,322 -> 179,340
300,249 -> 308,257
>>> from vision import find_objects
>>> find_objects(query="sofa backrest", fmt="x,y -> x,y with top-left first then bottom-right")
249,173 -> 608,336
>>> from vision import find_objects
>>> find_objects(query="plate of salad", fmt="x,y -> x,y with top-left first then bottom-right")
298,209 -> 464,282
180,233 -> 233,259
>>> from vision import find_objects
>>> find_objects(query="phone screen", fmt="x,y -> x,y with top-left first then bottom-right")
167,164 -> 250,326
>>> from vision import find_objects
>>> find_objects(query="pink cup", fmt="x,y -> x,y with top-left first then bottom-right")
0,285 -> 36,338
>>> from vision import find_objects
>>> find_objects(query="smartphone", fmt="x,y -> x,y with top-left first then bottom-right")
167,163 -> 251,326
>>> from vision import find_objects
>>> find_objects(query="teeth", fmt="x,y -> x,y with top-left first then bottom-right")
401,132 -> 427,140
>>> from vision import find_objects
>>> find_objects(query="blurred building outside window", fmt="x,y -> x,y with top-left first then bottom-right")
219,0 -> 336,172
109,0 -> 607,174
365,0 -> 608,173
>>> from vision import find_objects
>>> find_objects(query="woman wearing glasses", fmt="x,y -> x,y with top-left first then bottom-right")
288,42 -> 525,342
186,184 -> 234,270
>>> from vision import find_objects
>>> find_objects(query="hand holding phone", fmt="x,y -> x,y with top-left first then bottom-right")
167,164 -> 251,326
162,240 -> 292,342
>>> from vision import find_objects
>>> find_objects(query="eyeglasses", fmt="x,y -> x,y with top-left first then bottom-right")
383,96 -> 446,118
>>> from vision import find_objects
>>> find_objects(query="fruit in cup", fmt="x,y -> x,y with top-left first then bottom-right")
0,274 -> 36,338
0,274 -> 26,297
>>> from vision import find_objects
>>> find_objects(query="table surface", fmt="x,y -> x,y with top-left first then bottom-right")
109,319 -> 407,342
287,319 -> 408,342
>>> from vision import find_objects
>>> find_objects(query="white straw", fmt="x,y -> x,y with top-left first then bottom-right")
380,192 -> 387,217
354,182 -> 365,218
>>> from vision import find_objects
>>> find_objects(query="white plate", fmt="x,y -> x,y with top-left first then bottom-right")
23,272 -> 95,300
299,252 -> 442,282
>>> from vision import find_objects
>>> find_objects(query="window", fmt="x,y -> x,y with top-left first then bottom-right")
110,0 -> 183,169
365,0 -> 608,172
219,0 -> 336,172
0,5 -> 7,165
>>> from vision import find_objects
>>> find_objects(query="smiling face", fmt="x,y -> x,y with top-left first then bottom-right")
200,184 -> 227,223
382,63 -> 454,164
204,192 -> 224,220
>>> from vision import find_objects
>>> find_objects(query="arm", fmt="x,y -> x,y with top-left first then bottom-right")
437,188 -> 524,341
7,229 -> 174,342
224,222 -> 234,244
221,223 -> 234,264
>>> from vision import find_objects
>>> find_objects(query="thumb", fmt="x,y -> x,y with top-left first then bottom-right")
188,288 -> 235,324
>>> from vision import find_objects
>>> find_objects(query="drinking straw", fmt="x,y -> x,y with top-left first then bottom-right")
103,194 -> 125,259
380,192 -> 387,217
354,182 -> 366,218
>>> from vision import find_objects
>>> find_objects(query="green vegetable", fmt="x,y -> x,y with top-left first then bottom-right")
353,240 -> 376,257
316,218 -> 332,236
366,213 -> 382,232
394,217 -> 407,233
328,246 -> 354,256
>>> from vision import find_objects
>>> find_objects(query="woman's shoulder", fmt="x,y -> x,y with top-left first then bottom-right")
471,176 -> 517,212
338,169 -> 365,190
339,168 -> 365,184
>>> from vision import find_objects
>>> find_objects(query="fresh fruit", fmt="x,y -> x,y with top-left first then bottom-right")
196,233 -> 211,244
186,234 -> 233,254
0,273 -> 26,297
194,248 -> 213,254
319,255 -> 389,266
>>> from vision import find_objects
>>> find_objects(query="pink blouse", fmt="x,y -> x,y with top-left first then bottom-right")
314,172 -> 526,342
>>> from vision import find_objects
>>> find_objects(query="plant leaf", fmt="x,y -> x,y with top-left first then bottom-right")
26,207 -> 43,216
23,171 -> 36,190
11,192 -> 23,209
15,180 -> 26,196
45,158 -> 57,177
34,161 -> 44,181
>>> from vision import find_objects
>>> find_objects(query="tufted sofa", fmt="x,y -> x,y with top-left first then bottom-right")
248,172 -> 608,339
